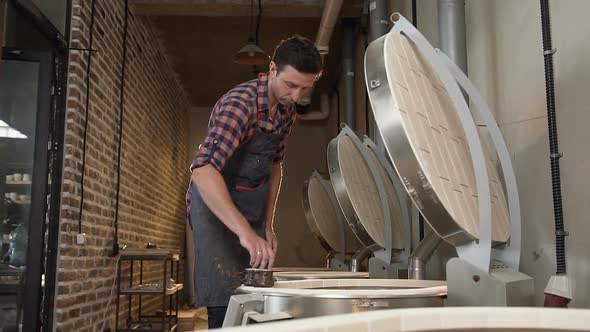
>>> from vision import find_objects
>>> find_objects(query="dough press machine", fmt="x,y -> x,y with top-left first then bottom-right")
269,169 -> 370,282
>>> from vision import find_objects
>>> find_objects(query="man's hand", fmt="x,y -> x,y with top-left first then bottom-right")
239,230 -> 274,269
265,229 -> 278,268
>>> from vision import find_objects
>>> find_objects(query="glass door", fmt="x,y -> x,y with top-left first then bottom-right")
0,48 -> 52,332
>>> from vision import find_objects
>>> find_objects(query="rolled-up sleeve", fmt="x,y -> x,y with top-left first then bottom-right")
191,98 -> 251,172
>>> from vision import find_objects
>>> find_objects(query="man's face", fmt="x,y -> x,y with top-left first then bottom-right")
269,62 -> 318,106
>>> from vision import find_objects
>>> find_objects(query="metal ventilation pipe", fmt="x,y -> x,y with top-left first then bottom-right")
316,0 -> 344,55
342,19 -> 356,130
351,246 -> 373,272
408,231 -> 442,279
298,0 -> 343,108
367,0 -> 389,144
369,0 -> 390,42
438,0 -> 468,74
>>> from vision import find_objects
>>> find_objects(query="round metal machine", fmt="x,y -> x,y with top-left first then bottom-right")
364,13 -> 512,250
236,279 -> 446,319
302,170 -> 363,255
364,13 -> 522,278
327,124 -> 408,254
271,170 -> 367,281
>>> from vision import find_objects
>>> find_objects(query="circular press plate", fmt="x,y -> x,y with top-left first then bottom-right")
327,127 -> 404,250
239,279 -> 447,298
302,171 -> 362,253
364,21 -> 510,245
273,271 -> 369,281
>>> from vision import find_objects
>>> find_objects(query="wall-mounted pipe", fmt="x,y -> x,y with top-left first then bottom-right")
367,0 -> 389,144
342,18 -> 356,130
408,231 -> 442,279
316,0 -> 344,55
438,0 -> 468,74
297,0 -> 343,111
297,93 -> 330,120
369,0 -> 390,42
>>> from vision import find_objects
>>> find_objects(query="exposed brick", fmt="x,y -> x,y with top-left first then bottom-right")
55,0 -> 190,330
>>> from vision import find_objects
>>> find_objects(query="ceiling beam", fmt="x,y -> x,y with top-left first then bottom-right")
130,2 -> 362,18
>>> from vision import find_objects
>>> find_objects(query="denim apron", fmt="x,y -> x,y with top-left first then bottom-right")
188,105 -> 281,307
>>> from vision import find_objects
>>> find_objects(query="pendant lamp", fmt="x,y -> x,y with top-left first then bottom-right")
234,0 -> 269,65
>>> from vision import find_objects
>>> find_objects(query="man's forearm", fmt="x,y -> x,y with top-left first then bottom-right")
192,164 -> 253,237
264,163 -> 283,231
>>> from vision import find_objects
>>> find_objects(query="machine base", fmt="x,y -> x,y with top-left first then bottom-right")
446,257 -> 534,306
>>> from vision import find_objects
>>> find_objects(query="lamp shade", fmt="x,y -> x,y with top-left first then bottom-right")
233,39 -> 269,65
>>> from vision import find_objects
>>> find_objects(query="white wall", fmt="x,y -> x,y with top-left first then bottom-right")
410,0 -> 590,307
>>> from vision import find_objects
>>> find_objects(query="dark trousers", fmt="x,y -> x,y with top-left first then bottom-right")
207,306 -> 228,329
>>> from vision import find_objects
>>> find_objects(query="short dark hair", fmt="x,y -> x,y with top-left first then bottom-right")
271,35 -> 322,75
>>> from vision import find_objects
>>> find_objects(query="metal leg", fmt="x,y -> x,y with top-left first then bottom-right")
175,260 -> 179,328
115,258 -> 122,331
139,260 -> 143,319
128,259 -> 134,327
168,260 -> 173,324
162,260 -> 167,332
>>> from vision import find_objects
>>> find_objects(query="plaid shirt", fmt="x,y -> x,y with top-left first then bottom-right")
191,72 -> 296,170
191,73 -> 295,172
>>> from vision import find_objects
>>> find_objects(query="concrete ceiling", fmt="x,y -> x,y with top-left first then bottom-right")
132,0 -> 364,107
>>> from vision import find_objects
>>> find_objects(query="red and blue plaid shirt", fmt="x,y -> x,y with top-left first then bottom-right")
190,73 -> 296,172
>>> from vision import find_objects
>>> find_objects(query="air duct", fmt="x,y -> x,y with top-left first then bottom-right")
367,0 -> 389,144
342,19 -> 356,130
408,232 -> 442,280
438,0 -> 467,74
315,0 -> 344,55
369,0 -> 390,42
297,0 -> 343,114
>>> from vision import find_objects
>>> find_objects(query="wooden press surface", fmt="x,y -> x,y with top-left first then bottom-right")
273,271 -> 369,280
364,145 -> 405,250
337,136 -> 388,247
240,278 -> 447,297
307,175 -> 361,253
384,31 -> 510,242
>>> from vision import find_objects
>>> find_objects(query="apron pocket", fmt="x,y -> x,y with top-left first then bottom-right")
229,181 -> 269,224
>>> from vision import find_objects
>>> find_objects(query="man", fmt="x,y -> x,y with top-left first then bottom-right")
187,35 -> 322,328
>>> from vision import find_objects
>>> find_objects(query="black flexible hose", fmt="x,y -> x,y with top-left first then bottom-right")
256,0 -> 262,45
78,0 -> 97,233
412,0 -> 417,27
112,0 -> 130,256
540,0 -> 566,275
411,0 -> 425,240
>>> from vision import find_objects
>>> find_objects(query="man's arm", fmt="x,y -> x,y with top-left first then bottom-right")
263,163 -> 282,267
192,164 -> 274,268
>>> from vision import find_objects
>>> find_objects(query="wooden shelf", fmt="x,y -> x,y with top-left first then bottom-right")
120,284 -> 183,296
120,249 -> 180,261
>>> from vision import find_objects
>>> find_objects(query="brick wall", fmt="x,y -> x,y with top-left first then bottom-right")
55,0 -> 192,330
